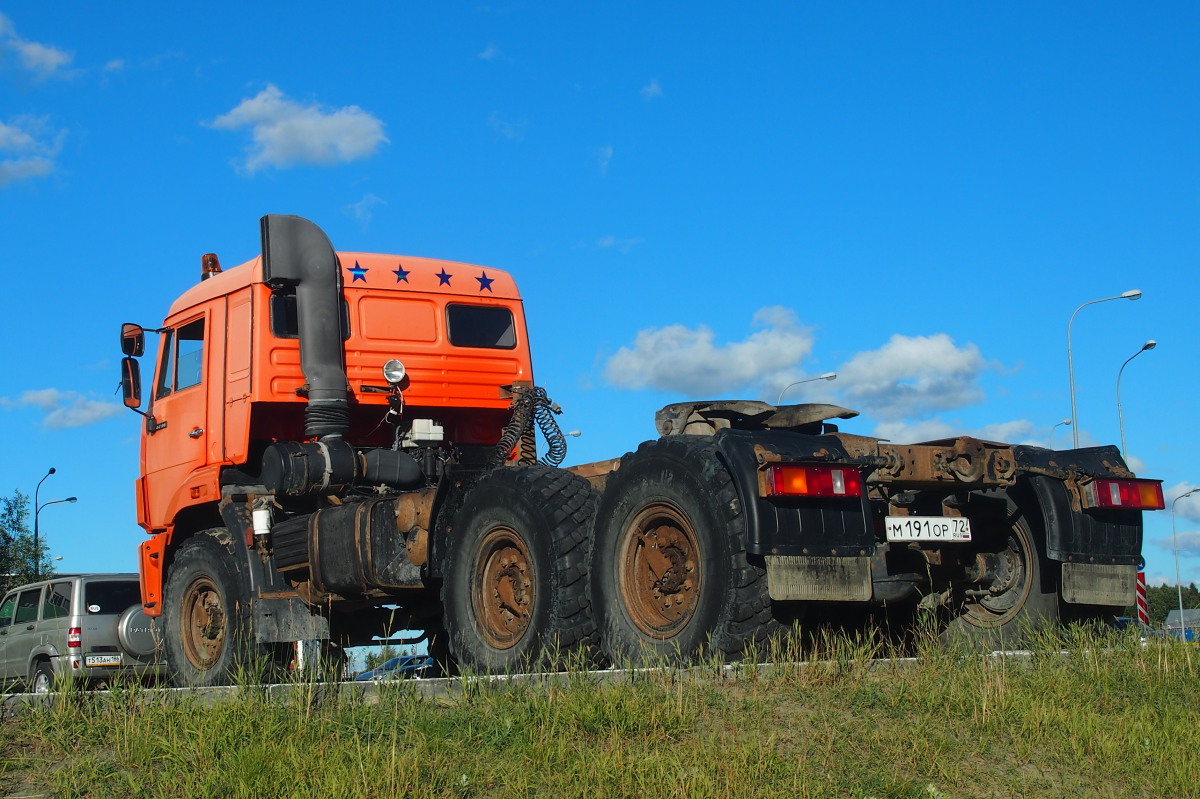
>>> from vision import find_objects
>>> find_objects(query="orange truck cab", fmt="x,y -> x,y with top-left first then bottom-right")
120,215 -> 589,685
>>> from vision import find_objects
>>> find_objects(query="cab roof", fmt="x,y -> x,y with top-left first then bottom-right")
167,252 -> 521,319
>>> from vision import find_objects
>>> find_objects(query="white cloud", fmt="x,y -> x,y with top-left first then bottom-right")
597,144 -> 613,175
605,306 -> 815,396
478,44 -> 502,61
871,418 -> 1040,445
641,78 -> 662,100
487,113 -> 526,141
344,193 -> 386,226
1,388 -> 122,429
103,59 -> 125,72
209,84 -> 388,173
1165,482 -> 1200,521
0,115 -> 64,186
0,13 -> 72,79
837,333 -> 990,422
596,234 -> 644,254
1151,530 -> 1200,558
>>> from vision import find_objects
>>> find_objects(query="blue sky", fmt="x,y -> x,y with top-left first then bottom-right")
2,3 -> 1198,590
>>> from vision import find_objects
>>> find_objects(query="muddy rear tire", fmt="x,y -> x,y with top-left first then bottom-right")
442,465 -> 598,673
592,437 -> 778,665
941,502 -> 1058,648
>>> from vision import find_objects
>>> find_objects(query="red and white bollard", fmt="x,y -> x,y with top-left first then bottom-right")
1136,567 -> 1149,626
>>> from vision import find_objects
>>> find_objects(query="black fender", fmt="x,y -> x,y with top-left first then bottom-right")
711,429 -> 875,558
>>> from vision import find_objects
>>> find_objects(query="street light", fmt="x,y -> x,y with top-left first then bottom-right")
1117,339 -> 1156,458
1049,418 -> 1072,448
1172,487 -> 1200,639
1067,289 -> 1141,447
33,467 -> 55,577
34,496 -> 77,578
776,372 -> 837,405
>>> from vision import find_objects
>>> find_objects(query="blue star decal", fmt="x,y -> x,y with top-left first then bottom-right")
347,261 -> 369,283
436,268 -> 453,286
393,263 -> 410,283
476,271 -> 495,292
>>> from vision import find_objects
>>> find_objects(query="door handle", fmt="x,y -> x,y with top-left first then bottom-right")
188,428 -> 204,439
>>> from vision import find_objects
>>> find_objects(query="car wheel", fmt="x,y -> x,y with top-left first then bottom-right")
30,661 -> 54,694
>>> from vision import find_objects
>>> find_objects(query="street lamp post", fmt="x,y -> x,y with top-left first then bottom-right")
1049,418 -> 1072,448
1067,290 -> 1142,448
1172,488 -> 1200,640
33,467 -> 55,577
1117,339 -> 1156,458
34,496 -> 77,578
776,372 -> 837,405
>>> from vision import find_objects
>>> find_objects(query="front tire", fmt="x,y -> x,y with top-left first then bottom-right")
442,465 -> 598,673
163,528 -> 281,687
592,437 -> 778,665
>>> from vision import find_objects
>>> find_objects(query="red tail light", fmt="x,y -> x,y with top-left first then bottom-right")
767,465 -> 862,498
67,627 -> 81,648
1083,479 -> 1165,510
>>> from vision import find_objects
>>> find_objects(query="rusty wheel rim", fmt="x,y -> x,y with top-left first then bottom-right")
618,502 -> 701,639
962,529 -> 1032,628
472,526 -> 534,650
179,576 -> 227,670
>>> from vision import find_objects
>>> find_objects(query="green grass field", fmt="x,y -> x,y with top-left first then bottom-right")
2,627 -> 1197,799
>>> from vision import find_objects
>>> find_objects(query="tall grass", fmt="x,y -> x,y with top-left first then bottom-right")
2,627 -> 1196,798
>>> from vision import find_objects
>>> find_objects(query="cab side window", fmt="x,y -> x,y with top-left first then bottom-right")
14,588 -> 42,624
155,317 -> 205,400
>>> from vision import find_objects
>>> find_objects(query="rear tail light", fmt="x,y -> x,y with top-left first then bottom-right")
1083,478 -> 1165,510
766,465 -> 862,498
67,627 -> 81,648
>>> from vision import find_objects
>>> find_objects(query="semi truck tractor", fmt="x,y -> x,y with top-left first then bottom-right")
119,215 -> 1164,686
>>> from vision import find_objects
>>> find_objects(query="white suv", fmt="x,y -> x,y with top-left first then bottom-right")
0,573 -> 162,692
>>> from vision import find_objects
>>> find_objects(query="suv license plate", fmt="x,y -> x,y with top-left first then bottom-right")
885,516 -> 971,542
85,654 -> 122,667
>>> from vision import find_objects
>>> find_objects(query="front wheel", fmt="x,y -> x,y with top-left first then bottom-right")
163,528 -> 283,687
442,465 -> 598,673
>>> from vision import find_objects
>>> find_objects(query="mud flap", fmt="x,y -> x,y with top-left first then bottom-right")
1060,562 -> 1136,606
765,555 -> 872,602
252,596 -> 331,643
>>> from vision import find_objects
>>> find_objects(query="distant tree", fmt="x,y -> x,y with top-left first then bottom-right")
362,643 -> 398,671
0,490 -> 55,593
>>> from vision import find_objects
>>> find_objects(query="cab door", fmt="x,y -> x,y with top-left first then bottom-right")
143,314 -> 209,528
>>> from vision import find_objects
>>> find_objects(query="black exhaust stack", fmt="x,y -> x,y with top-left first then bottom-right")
260,214 -> 350,439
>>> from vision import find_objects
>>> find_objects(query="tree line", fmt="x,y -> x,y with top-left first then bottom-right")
1131,582 -> 1200,627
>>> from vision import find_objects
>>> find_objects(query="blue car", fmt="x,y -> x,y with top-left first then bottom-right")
354,654 -> 434,681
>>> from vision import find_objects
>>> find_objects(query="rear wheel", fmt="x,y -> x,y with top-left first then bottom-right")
942,503 -> 1058,648
592,437 -> 778,665
442,465 -> 598,673
163,528 -> 285,687
30,661 -> 54,694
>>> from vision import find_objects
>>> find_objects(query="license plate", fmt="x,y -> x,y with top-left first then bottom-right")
85,654 -> 122,667
885,516 -> 971,542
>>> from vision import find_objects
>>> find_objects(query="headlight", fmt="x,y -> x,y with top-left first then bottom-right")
383,359 -> 406,385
